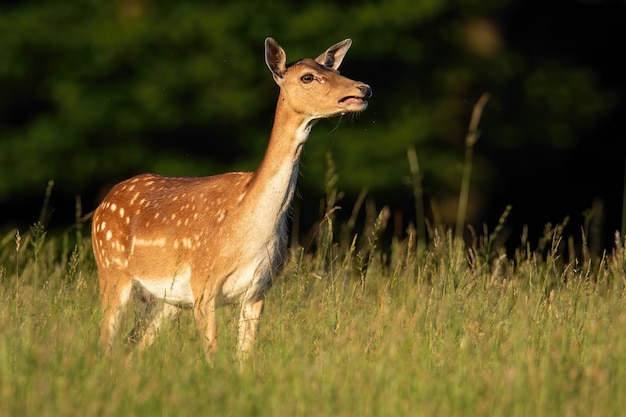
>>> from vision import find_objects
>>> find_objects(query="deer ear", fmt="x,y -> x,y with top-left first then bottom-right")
265,37 -> 287,84
315,39 -> 352,70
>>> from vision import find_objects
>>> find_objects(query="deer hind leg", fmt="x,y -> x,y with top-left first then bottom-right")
136,302 -> 181,351
99,272 -> 133,353
125,285 -> 180,350
237,294 -> 265,364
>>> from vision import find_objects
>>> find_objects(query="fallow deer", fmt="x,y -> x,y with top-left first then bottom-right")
92,37 -> 371,363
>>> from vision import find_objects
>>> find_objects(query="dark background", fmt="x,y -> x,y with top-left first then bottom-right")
494,2 -> 625,253
1,0 -> 624,256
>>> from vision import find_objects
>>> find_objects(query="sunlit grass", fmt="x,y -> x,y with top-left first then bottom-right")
1,205 -> 625,417
3,98 -> 625,414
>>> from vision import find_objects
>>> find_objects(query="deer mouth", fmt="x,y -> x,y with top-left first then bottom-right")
339,96 -> 368,109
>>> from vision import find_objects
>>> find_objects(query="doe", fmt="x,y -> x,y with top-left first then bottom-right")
92,37 -> 371,363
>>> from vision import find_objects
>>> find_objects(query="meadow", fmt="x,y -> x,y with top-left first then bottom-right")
2,101 -> 625,416
0,196 -> 625,417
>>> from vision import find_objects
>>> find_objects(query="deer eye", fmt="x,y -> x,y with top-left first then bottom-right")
300,74 -> 314,83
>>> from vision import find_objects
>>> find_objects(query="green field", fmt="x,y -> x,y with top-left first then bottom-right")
1,210 -> 625,417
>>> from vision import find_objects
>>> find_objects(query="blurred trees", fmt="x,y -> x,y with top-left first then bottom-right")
0,0 -> 620,236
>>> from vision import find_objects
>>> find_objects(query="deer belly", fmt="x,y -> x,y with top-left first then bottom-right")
133,265 -> 194,307
221,256 -> 272,301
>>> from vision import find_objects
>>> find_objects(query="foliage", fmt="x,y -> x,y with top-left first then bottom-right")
0,0 -> 616,229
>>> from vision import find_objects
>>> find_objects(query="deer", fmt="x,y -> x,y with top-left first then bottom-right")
91,37 -> 371,365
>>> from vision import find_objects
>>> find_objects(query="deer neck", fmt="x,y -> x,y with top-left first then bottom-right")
244,96 -> 315,226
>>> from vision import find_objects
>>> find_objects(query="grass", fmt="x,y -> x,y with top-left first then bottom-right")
0,205 -> 625,417
1,98 -> 624,416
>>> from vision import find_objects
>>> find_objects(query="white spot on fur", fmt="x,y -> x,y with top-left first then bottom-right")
110,256 -> 128,268
135,237 -> 166,247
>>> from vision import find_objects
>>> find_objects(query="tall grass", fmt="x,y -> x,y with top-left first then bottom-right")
1,106 -> 625,415
1,189 -> 625,417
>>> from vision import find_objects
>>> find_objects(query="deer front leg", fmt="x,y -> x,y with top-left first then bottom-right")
194,291 -> 218,364
237,295 -> 265,364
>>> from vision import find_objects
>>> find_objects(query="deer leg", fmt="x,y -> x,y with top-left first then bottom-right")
99,273 -> 133,353
125,284 -> 158,346
193,291 -> 218,364
237,295 -> 265,364
126,285 -> 181,350
136,303 -> 181,351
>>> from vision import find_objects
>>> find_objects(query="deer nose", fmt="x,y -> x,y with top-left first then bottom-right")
359,84 -> 372,99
